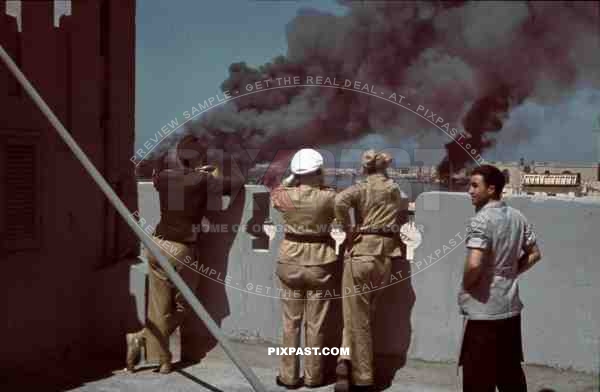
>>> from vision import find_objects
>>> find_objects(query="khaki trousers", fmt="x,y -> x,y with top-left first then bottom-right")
140,238 -> 199,363
276,263 -> 337,386
340,255 -> 392,386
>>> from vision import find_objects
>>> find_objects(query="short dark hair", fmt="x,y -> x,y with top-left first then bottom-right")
470,164 -> 505,197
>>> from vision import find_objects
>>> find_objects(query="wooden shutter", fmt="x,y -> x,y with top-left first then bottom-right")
1,131 -> 41,251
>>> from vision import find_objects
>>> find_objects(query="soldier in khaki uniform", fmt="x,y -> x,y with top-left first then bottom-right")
126,136 -> 243,374
334,150 -> 409,391
270,148 -> 338,389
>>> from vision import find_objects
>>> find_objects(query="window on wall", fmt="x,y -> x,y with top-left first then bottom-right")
0,130 -> 41,251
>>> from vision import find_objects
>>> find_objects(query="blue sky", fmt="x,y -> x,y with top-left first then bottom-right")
136,1 -> 347,153
5,1 -> 599,164
135,0 -> 599,164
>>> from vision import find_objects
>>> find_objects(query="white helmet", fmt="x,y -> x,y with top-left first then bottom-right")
290,148 -> 324,175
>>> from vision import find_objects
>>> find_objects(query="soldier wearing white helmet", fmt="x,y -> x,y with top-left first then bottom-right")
270,148 -> 338,389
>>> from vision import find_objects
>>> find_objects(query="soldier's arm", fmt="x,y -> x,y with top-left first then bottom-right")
160,168 -> 232,195
395,187 -> 410,227
179,170 -> 208,190
219,172 -> 245,196
198,169 -> 245,196
270,185 -> 293,212
334,185 -> 360,230
155,169 -> 186,191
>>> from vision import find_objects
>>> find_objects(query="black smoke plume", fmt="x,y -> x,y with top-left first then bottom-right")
146,1 -> 600,186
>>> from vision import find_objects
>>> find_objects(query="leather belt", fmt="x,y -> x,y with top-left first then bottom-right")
356,227 -> 397,238
284,232 -> 335,245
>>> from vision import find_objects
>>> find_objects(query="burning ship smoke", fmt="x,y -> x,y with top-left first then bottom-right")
146,1 -> 600,187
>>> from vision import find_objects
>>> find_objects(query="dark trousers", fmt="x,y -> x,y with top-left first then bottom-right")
459,314 -> 527,392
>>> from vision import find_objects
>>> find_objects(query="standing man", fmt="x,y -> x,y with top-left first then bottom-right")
459,164 -> 542,392
270,148 -> 338,389
126,136 -> 243,374
334,150 -> 409,392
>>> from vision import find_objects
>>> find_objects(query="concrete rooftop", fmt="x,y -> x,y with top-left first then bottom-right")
59,337 -> 597,392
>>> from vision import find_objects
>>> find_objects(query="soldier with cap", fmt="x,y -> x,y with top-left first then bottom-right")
270,148 -> 339,389
125,135 -> 243,374
333,149 -> 409,392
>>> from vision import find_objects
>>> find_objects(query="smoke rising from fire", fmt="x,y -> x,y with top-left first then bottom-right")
147,1 -> 600,185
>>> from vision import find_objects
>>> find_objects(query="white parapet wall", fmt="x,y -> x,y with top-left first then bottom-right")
136,183 -> 600,373
411,192 -> 600,373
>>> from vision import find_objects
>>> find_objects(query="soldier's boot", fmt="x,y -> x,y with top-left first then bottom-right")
125,331 -> 145,372
158,362 -> 172,374
334,359 -> 351,392
275,375 -> 303,390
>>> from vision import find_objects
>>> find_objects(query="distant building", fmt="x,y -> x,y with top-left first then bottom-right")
521,173 -> 581,196
527,161 -> 599,182
488,160 -> 600,196
388,165 -> 438,180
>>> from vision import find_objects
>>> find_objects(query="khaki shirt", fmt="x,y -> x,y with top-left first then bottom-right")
335,173 -> 409,258
270,184 -> 337,266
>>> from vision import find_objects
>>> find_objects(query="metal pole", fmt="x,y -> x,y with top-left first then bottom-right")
0,45 -> 266,392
